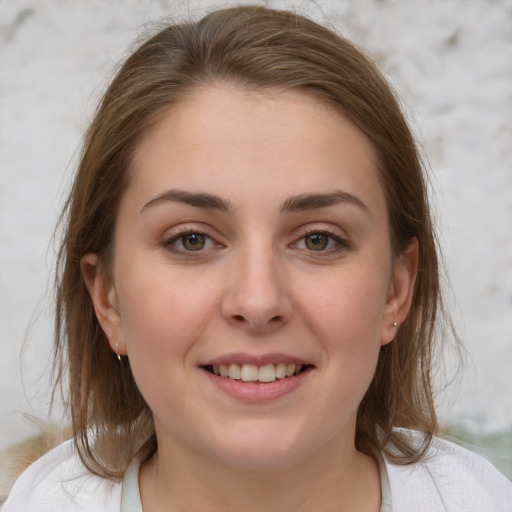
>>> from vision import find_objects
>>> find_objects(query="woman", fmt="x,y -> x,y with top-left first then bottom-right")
3,5 -> 511,511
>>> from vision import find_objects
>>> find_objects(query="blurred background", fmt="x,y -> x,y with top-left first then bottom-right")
1,0 -> 511,477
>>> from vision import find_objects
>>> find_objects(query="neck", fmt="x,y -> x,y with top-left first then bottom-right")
139,436 -> 381,512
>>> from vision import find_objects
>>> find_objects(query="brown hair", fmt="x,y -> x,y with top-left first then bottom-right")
54,5 -> 453,479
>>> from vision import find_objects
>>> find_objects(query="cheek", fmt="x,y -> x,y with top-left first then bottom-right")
284,270 -> 388,438
298,264 -> 390,347
115,269 -> 219,357
113,271 -> 222,417
295,262 -> 390,401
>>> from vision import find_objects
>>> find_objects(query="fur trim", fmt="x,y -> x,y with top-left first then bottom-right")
0,417 -> 72,503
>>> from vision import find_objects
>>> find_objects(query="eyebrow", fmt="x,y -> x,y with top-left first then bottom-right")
280,191 -> 369,214
140,189 -> 369,215
141,189 -> 234,214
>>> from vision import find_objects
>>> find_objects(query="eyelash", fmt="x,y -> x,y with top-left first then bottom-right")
293,228 -> 351,254
162,228 -> 219,255
161,227 -> 350,256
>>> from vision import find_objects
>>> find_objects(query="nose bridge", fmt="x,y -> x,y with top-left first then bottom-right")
222,234 -> 292,331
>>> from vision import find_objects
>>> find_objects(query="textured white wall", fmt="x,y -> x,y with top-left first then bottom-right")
1,0 -> 511,449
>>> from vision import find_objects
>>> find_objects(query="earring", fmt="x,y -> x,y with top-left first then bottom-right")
115,342 -> 122,361
392,321 -> 398,328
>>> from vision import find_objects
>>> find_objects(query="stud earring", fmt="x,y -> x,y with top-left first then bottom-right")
115,342 -> 122,361
392,321 -> 398,328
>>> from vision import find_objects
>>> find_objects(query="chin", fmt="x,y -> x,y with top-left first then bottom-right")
205,427 -> 318,472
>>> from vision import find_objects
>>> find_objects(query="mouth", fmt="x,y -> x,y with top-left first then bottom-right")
202,362 -> 314,383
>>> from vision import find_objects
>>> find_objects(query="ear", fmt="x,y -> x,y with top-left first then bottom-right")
81,253 -> 126,356
380,238 -> 418,346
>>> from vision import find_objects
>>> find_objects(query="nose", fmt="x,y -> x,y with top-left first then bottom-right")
221,245 -> 293,333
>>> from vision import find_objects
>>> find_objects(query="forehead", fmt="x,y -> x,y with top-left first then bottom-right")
127,85 -> 385,215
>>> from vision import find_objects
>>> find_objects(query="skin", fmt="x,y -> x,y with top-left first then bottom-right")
83,85 -> 417,511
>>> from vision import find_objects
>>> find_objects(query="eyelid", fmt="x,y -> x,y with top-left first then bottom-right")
161,225 -> 223,255
291,225 -> 352,253
159,223 -> 351,256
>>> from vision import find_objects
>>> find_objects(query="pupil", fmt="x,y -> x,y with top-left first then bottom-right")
306,233 -> 328,250
183,233 -> 205,250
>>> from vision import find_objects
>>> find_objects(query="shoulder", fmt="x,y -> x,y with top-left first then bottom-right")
1,439 -> 121,512
384,431 -> 512,512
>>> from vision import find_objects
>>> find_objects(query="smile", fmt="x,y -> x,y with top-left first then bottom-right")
205,363 -> 306,383
201,357 -> 314,401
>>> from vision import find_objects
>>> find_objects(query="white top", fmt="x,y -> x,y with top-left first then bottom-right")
119,450 -> 392,512
3,434 -> 512,511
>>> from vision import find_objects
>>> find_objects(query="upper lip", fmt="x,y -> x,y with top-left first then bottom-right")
200,352 -> 313,367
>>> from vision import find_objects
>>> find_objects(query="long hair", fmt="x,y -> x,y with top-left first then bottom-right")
54,5 -> 454,478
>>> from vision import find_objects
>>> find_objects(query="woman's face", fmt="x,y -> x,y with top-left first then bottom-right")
85,85 -> 416,470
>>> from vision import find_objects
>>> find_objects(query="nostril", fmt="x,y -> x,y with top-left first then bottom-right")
227,309 -> 289,331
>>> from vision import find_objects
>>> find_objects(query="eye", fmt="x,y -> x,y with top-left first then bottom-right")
181,233 -> 207,251
163,230 -> 217,253
293,230 -> 349,253
304,232 -> 330,251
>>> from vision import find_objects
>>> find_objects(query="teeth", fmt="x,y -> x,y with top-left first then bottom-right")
228,363 -> 241,380
241,364 -> 258,382
275,363 -> 287,379
258,364 -> 276,383
213,363 -> 305,382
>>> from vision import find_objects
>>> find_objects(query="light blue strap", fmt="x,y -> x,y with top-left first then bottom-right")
121,459 -> 143,512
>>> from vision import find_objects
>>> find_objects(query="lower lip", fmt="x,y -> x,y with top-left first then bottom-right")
202,368 -> 311,402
